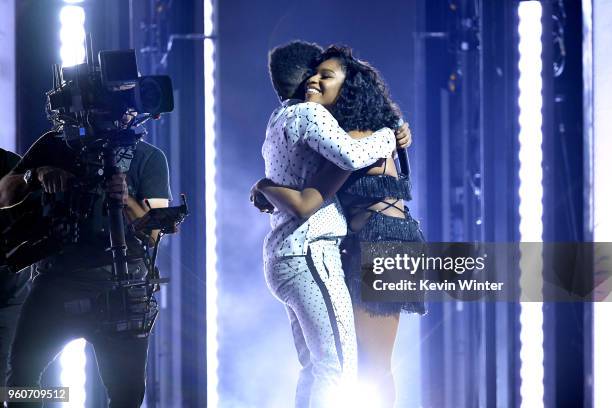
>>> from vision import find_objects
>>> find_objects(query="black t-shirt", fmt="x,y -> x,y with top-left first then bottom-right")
13,132 -> 171,277
1,147 -> 31,304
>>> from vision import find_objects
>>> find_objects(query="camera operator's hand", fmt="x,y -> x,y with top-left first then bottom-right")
36,166 -> 75,193
105,173 -> 128,205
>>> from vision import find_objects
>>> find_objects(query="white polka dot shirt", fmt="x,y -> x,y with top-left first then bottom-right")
262,100 -> 395,262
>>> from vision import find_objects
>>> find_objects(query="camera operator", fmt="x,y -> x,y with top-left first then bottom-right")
0,131 -> 170,408
0,148 -> 30,394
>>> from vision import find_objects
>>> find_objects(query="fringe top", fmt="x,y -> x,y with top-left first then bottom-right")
340,173 -> 412,201
356,211 -> 424,243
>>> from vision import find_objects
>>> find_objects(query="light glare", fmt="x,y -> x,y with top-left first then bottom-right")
517,2 -> 544,408
323,380 -> 382,408
59,5 -> 86,68
204,0 -> 214,37
60,26 -> 86,44
204,36 -> 219,408
58,4 -> 87,406
592,0 -> 612,404
59,6 -> 85,25
59,338 -> 87,407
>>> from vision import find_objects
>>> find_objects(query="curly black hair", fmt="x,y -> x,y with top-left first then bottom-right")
268,41 -> 323,101
316,46 -> 401,131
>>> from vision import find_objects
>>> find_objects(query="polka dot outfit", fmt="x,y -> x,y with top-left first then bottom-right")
265,242 -> 356,408
262,100 -> 396,262
261,100 -> 395,407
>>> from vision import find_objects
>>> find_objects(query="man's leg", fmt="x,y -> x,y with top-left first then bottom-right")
0,268 -> 30,388
302,244 -> 357,404
0,304 -> 22,387
6,280 -> 77,408
89,333 -> 148,408
268,245 -> 357,408
286,306 -> 313,408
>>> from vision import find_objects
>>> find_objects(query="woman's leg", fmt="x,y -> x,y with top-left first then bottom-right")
354,307 -> 400,408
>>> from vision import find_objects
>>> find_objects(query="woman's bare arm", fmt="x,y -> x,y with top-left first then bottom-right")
255,161 -> 351,219
252,130 -> 378,218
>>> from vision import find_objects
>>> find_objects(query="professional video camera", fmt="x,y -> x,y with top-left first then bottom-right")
0,37 -> 187,338
46,41 -> 173,143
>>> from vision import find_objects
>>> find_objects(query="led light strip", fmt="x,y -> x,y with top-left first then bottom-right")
594,304 -> 612,408
204,0 -> 219,407
59,338 -> 87,407
591,0 -> 612,405
58,3 -> 87,407
516,2 -> 544,408
0,0 -> 16,151
59,4 -> 86,68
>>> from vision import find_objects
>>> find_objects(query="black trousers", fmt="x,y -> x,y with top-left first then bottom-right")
0,303 -> 23,388
6,273 -> 149,408
1,268 -> 30,391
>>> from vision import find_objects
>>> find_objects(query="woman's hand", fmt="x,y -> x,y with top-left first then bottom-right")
250,179 -> 275,213
395,123 -> 412,150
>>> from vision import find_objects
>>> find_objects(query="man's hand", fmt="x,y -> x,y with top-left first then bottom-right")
36,166 -> 75,194
105,173 -> 128,205
125,196 -> 170,246
395,123 -> 413,150
250,179 -> 275,214
130,203 -> 180,235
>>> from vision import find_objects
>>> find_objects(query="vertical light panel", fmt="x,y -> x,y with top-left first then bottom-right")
204,0 -> 219,406
592,0 -> 612,406
517,2 -> 544,408
59,5 -> 86,67
0,0 -> 16,151
58,3 -> 87,407
60,338 -> 87,407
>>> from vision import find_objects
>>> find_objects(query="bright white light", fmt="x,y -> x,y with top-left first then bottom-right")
59,5 -> 86,67
60,45 -> 86,67
204,0 -> 214,37
323,380 -> 382,408
60,338 -> 87,407
519,301 -> 544,405
517,2 -> 544,408
591,0 -> 612,405
204,5 -> 217,408
0,0 -> 16,151
59,6 -> 85,26
60,26 -> 86,44
58,3 -> 87,404
204,35 -> 219,408
595,304 -> 612,407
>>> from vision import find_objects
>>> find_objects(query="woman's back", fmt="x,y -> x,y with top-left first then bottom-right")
340,130 -> 407,234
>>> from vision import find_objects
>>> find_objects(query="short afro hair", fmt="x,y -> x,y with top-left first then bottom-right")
269,41 -> 323,101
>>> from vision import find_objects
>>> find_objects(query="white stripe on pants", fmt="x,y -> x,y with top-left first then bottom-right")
265,240 -> 357,408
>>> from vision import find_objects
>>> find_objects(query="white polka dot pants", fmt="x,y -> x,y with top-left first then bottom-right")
265,241 -> 357,408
